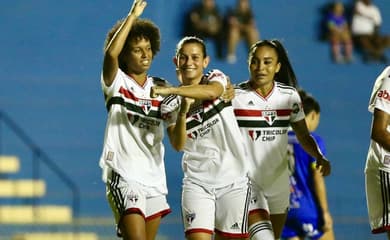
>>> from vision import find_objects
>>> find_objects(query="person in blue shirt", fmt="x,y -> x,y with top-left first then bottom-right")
281,90 -> 335,240
326,1 -> 353,63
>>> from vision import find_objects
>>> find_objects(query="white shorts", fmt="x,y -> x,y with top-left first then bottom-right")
249,168 -> 290,215
366,169 -> 390,234
106,170 -> 171,225
182,177 -> 251,238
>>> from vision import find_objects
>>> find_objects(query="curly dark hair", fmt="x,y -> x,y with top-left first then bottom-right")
248,39 -> 298,88
104,18 -> 161,56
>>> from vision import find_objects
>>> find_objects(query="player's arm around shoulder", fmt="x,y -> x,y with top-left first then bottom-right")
151,80 -> 224,100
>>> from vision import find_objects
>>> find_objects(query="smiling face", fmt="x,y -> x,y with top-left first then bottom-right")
248,45 -> 281,94
175,42 -> 209,85
120,37 -> 153,75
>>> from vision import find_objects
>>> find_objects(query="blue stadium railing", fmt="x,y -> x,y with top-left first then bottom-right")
0,109 -> 80,221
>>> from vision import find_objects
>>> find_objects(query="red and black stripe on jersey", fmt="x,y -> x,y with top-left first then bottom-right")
185,98 -> 232,130
234,109 -> 292,128
105,77 -> 171,118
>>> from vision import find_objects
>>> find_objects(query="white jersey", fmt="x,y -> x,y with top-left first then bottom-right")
366,66 -> 390,173
182,69 -> 248,188
351,1 -> 382,35
232,81 -> 305,188
99,69 -> 176,195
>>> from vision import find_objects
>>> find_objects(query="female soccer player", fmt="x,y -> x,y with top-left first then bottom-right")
99,1 -> 176,239
231,39 -> 331,240
365,65 -> 390,239
152,36 -> 250,240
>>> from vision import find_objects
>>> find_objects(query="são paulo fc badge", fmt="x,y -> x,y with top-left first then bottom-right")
139,99 -> 152,115
185,212 -> 196,225
127,191 -> 139,205
262,110 -> 276,126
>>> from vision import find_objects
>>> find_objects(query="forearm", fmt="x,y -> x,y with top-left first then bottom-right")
167,98 -> 193,151
313,171 -> 330,213
105,0 -> 147,55
169,113 -> 188,151
298,134 -> 324,159
156,84 -> 222,100
104,13 -> 137,56
102,10 -> 138,86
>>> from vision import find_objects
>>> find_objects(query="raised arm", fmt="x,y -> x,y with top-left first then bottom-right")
291,119 -> 331,176
151,81 -> 224,100
102,0 -> 147,86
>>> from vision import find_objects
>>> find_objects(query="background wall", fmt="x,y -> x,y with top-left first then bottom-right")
0,0 -> 389,239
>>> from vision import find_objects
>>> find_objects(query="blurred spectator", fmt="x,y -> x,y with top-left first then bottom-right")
225,0 -> 260,64
326,1 -> 354,63
351,0 -> 390,63
183,0 -> 224,59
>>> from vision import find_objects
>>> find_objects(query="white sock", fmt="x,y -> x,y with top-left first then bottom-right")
249,220 -> 275,240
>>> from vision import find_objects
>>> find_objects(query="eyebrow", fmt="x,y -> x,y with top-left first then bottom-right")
179,53 -> 202,57
252,56 -> 274,61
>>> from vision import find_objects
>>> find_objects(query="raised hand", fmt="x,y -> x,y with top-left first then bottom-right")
130,0 -> 147,17
221,76 -> 235,102
179,97 -> 195,115
322,211 -> 333,232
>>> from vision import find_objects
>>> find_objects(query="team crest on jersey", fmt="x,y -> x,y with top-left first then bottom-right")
248,130 -> 261,141
262,110 -> 277,125
127,191 -> 139,205
250,195 -> 258,205
138,99 -> 152,114
185,211 -> 196,225
189,108 -> 204,123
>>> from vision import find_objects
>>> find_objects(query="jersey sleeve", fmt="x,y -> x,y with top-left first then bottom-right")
101,69 -> 122,98
205,69 -> 227,91
368,67 -> 390,112
374,75 -> 390,115
161,95 -> 181,126
290,89 -> 306,123
313,133 -> 326,156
